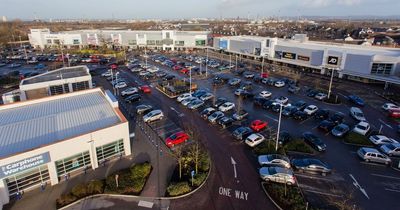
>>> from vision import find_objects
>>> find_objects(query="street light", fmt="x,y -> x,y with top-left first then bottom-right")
275,103 -> 283,151
205,48 -> 209,77
189,67 -> 192,95
261,57 -> 265,76
327,67 -> 339,99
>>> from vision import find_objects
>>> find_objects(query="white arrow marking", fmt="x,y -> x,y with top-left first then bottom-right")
349,174 -> 369,199
378,119 -> 393,129
231,157 -> 237,179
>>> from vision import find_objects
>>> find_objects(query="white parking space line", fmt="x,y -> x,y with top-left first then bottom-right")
385,188 -> 400,193
295,173 -> 341,182
378,119 -> 393,129
264,114 -> 278,122
138,200 -> 154,208
371,173 -> 400,180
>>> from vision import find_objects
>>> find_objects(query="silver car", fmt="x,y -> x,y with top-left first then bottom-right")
187,99 -> 204,110
357,147 -> 391,165
258,154 -> 291,168
259,167 -> 296,185
331,123 -> 350,137
208,111 -> 224,124
380,143 -> 400,156
350,107 -> 366,121
143,110 -> 164,123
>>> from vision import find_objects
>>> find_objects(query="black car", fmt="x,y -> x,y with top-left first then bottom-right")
282,106 -> 298,117
192,90 -> 207,98
288,85 -> 300,93
271,104 -> 283,113
302,132 -> 327,152
156,71 -> 167,78
293,100 -> 307,111
232,69 -> 245,75
241,91 -> 255,99
163,74 -> 175,81
239,81 -> 252,90
200,107 -> 216,119
329,112 -> 345,124
262,100 -> 275,110
232,127 -> 253,140
228,78 -> 241,86
306,89 -> 319,97
253,97 -> 269,106
291,158 -> 332,176
314,109 -> 330,120
293,111 -> 308,121
136,104 -> 153,114
212,79 -> 225,86
278,131 -> 292,145
232,109 -> 249,121
318,120 -> 336,132
214,97 -> 228,108
253,75 -> 263,83
125,94 -> 141,103
218,117 -> 234,129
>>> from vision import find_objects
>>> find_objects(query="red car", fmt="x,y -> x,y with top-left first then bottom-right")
261,72 -> 269,78
389,110 -> 400,119
166,131 -> 189,147
173,65 -> 182,71
140,85 -> 151,93
180,68 -> 189,74
250,120 -> 268,132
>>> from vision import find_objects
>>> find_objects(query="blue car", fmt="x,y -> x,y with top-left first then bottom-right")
348,95 -> 365,106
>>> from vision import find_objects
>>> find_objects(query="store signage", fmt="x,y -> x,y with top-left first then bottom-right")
327,56 -> 339,65
282,52 -> 296,60
0,152 -> 51,178
297,55 -> 310,61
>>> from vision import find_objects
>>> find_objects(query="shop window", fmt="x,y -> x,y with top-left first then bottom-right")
72,81 -> 89,91
73,39 -> 80,45
53,39 -> 60,45
5,165 -> 49,197
146,40 -> 155,45
46,39 -> 52,44
371,63 -> 393,75
175,41 -> 184,46
55,151 -> 91,177
195,40 -> 206,46
96,139 -> 124,164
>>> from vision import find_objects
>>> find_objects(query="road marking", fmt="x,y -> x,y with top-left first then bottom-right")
138,200 -> 154,208
378,119 -> 393,129
303,189 -> 343,197
349,174 -> 369,199
299,117 -> 312,125
371,173 -> 400,180
385,188 -> 400,193
295,173 -> 342,182
338,93 -> 348,98
264,114 -> 278,122
231,157 -> 238,179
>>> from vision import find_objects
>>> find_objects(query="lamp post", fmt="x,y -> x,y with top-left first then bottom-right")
19,36 -> 28,64
235,55 -> 238,71
60,41 -> 65,67
189,67 -> 192,95
327,67 -> 338,99
205,48 -> 209,77
261,57 -> 264,76
275,104 -> 283,151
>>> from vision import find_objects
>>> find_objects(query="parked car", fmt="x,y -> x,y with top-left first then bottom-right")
278,131 -> 292,145
245,133 -> 265,147
259,167 -> 296,185
181,97 -> 197,106
243,71 -> 255,79
388,110 -> 400,119
282,106 -> 298,117
258,154 -> 291,168
187,99 -> 205,110
136,104 -> 153,114
302,132 -> 327,152
380,143 -> 400,156
275,96 -> 289,104
254,97 -> 269,106
318,120 -> 336,132
143,110 -> 164,123
329,112 -> 345,124
219,102 -> 235,112
357,147 -> 391,165
315,93 -> 327,101
353,121 -> 370,136
288,85 -> 300,93
348,95 -> 365,106
166,131 -> 189,147
331,123 -> 350,137
304,105 -> 319,115
293,111 -> 308,121
232,127 -> 253,140
314,109 -> 330,120
125,94 -> 141,103
218,117 -> 234,129
259,90 -> 272,98
293,100 -> 307,111
114,81 -> 127,89
369,135 -> 399,145
350,107 -> 366,121
262,100 -> 276,110
274,81 -> 285,88
250,120 -> 268,132
140,85 -> 151,93
208,111 -> 225,124
291,158 -> 332,176
200,107 -> 216,119
382,103 -> 400,112
228,78 -> 241,86
306,89 -> 319,97
121,87 -> 139,96
177,93 -> 192,102
199,93 -> 214,101
214,97 -> 228,108
232,109 -> 249,121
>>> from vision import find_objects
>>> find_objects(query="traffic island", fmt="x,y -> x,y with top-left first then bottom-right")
156,79 -> 197,98
343,131 -> 374,147
165,144 -> 211,197
323,94 -> 342,105
261,182 -> 310,210
253,139 -> 315,156
56,162 -> 152,208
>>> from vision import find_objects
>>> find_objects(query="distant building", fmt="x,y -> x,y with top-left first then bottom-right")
28,28 -> 211,51
2,65 -> 93,104
213,34 -> 400,84
1,16 -> 6,22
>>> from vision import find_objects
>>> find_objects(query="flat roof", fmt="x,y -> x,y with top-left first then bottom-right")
21,66 -> 90,85
0,89 -> 121,159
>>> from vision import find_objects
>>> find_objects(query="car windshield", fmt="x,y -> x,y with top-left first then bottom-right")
268,167 -> 277,174
357,125 -> 367,130
386,144 -> 396,150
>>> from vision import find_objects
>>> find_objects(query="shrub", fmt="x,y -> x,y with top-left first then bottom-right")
131,162 -> 152,180
253,141 -> 285,155
198,153 -> 210,172
87,180 -> 104,195
71,183 -> 88,198
192,173 -> 207,187
264,183 -> 308,210
344,132 -> 373,146
56,193 -> 77,208
167,182 -> 191,196
284,140 -> 313,154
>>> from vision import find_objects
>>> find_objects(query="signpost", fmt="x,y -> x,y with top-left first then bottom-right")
191,170 -> 195,186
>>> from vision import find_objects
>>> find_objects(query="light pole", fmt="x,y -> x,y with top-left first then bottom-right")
275,104 -> 283,151
229,54 -> 232,68
60,41 -> 65,67
261,57 -> 264,76
189,67 -> 192,95
235,55 -> 238,71
205,48 -> 208,77
327,67 -> 338,99
19,36 -> 28,64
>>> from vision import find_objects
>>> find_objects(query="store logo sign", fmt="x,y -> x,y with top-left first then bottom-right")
0,152 -> 51,178
327,56 -> 339,65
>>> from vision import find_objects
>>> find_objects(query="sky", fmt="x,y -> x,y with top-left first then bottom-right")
0,0 -> 399,20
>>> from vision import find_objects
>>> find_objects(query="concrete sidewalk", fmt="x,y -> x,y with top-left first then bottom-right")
4,123 -> 176,210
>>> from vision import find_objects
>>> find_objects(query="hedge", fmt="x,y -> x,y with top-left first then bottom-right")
56,180 -> 105,208
192,173 -> 207,187
344,131 -> 374,146
264,182 -> 308,210
167,182 -> 191,196
253,141 -> 285,155
284,140 -> 314,154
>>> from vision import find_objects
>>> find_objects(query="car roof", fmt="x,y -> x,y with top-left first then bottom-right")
360,147 -> 380,153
